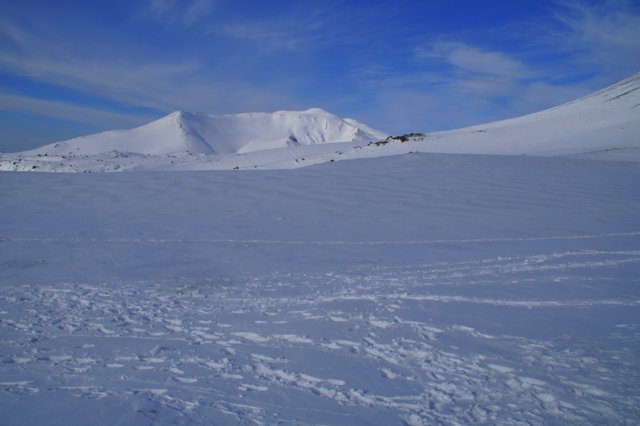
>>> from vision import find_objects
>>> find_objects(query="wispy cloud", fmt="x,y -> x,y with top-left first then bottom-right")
220,22 -> 308,52
215,4 -> 337,54
183,0 -> 217,26
149,0 -> 176,17
0,18 -> 293,116
350,0 -> 640,133
552,0 -> 640,76
216,2 -> 399,54
353,76 -> 590,135
351,37 -> 595,133
0,91 -> 152,129
410,41 -> 538,105
416,42 -> 531,80
146,0 -> 218,27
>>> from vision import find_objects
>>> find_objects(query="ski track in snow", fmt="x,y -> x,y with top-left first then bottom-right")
1,247 -> 639,424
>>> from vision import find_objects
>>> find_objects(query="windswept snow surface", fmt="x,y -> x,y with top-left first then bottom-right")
1,153 -> 640,424
1,73 -> 639,172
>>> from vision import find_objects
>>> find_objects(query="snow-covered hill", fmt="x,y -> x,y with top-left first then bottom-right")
1,73 -> 638,172
24,108 -> 388,156
405,72 -> 640,159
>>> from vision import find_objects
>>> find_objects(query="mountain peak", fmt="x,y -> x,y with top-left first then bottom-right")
302,107 -> 330,114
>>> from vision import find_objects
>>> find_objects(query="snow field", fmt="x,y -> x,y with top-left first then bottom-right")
1,153 -> 639,424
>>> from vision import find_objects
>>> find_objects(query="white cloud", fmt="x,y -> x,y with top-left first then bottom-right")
364,0 -> 640,134
356,39 -> 596,133
0,46 -> 202,111
183,0 -> 217,26
354,75 -> 594,136
147,0 -> 217,27
0,18 -> 296,116
411,42 -> 538,104
216,2 -> 388,53
149,0 -> 176,17
220,22 -> 306,52
553,0 -> 640,75
447,46 -> 527,79
417,42 -> 530,79
0,92 -> 152,129
217,8 -> 334,54
363,0 -> 640,133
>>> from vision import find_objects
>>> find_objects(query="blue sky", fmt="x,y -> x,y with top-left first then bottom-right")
0,0 -> 639,152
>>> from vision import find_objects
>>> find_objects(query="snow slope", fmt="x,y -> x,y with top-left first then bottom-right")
1,153 -> 639,424
22,108 -> 388,156
406,72 -> 640,158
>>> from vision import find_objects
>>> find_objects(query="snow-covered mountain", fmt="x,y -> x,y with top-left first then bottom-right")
1,73 -> 639,172
25,108 -> 388,156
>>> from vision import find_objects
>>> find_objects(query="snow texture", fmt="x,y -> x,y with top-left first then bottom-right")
1,153 -> 639,425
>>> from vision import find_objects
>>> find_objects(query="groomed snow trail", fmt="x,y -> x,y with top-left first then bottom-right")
1,154 -> 639,425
